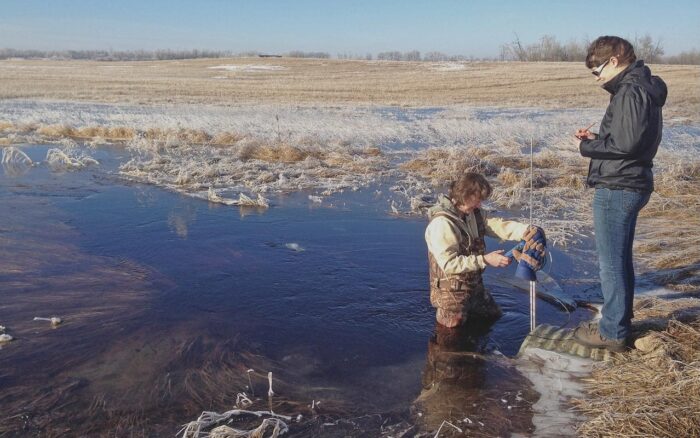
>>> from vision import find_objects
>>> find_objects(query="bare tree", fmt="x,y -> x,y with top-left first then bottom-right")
665,49 -> 700,65
634,34 -> 665,63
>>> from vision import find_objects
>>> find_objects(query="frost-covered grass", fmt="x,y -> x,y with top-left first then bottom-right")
1,99 -> 699,289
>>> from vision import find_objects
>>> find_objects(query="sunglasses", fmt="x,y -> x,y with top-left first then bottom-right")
591,59 -> 610,77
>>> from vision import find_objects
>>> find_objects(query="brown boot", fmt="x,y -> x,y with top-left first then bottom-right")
573,322 -> 627,352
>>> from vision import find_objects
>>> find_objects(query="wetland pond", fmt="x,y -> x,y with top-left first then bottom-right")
0,145 -> 598,437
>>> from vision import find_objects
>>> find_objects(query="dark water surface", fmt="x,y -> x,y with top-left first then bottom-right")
0,145 -> 593,436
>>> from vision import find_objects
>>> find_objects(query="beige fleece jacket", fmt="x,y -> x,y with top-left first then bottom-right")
425,208 -> 529,275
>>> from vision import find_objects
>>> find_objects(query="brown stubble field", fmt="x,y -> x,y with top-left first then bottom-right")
0,57 -> 698,121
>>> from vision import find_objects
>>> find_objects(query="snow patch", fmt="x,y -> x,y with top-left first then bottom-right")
208,65 -> 287,72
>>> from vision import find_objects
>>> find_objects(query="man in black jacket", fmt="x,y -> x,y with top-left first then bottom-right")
572,36 -> 667,351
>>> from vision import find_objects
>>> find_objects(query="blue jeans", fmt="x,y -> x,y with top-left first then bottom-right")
593,188 -> 651,340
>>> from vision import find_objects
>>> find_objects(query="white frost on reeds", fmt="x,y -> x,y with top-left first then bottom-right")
2,100 -> 697,247
267,372 -> 274,397
1,146 -> 32,165
179,409 -> 291,438
46,148 -> 98,171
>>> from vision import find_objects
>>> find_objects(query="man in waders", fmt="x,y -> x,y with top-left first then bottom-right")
425,173 -> 546,328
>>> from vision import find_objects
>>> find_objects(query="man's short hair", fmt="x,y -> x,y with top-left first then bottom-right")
449,173 -> 492,206
586,36 -> 637,69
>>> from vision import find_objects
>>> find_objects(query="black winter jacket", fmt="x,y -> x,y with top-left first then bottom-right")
579,60 -> 667,192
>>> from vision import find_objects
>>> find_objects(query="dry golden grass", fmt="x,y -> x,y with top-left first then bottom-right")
574,320 -> 700,438
633,156 -> 700,291
238,142 -> 316,163
400,148 -> 498,184
1,58 -> 698,120
36,124 -> 76,138
211,131 -> 246,146
144,127 -> 211,143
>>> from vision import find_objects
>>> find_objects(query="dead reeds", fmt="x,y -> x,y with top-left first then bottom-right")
574,320 -> 700,438
634,153 -> 700,291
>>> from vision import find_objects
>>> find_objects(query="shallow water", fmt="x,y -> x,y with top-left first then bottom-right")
0,145 -> 595,436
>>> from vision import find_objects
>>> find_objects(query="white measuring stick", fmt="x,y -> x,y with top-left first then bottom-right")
529,137 -> 536,332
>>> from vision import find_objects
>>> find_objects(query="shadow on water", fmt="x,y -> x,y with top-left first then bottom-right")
0,145 -> 593,436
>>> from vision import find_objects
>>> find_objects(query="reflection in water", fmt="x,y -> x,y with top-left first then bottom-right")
2,161 -> 32,178
168,205 -> 197,238
413,321 -> 538,436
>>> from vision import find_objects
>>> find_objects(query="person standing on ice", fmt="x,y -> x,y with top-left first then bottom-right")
425,173 -> 546,328
573,36 -> 667,351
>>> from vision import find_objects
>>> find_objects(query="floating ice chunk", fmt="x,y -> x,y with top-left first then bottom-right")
207,187 -> 236,205
238,193 -> 269,208
207,188 -> 270,208
34,316 -> 62,326
308,195 -> 323,203
0,334 -> 13,343
285,243 -> 304,252
0,325 -> 5,332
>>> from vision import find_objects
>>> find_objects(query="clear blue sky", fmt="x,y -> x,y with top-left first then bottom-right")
1,0 -> 698,56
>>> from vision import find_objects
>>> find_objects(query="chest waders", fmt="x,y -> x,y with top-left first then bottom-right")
427,209 -> 502,327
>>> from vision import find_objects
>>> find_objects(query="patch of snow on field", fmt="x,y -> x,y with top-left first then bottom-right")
427,62 -> 466,71
208,65 -> 287,72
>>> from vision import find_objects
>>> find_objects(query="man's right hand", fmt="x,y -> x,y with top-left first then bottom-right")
575,128 -> 597,140
484,250 -> 511,268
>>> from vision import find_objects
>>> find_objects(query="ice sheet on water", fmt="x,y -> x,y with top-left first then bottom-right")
516,347 -> 594,437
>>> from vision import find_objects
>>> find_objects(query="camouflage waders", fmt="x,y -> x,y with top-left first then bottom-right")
428,209 -> 502,327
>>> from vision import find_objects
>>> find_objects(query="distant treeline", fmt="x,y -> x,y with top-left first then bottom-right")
0,48 -> 237,61
2,35 -> 699,64
499,34 -> 700,65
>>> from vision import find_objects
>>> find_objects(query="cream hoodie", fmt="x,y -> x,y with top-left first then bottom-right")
425,195 -> 529,275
